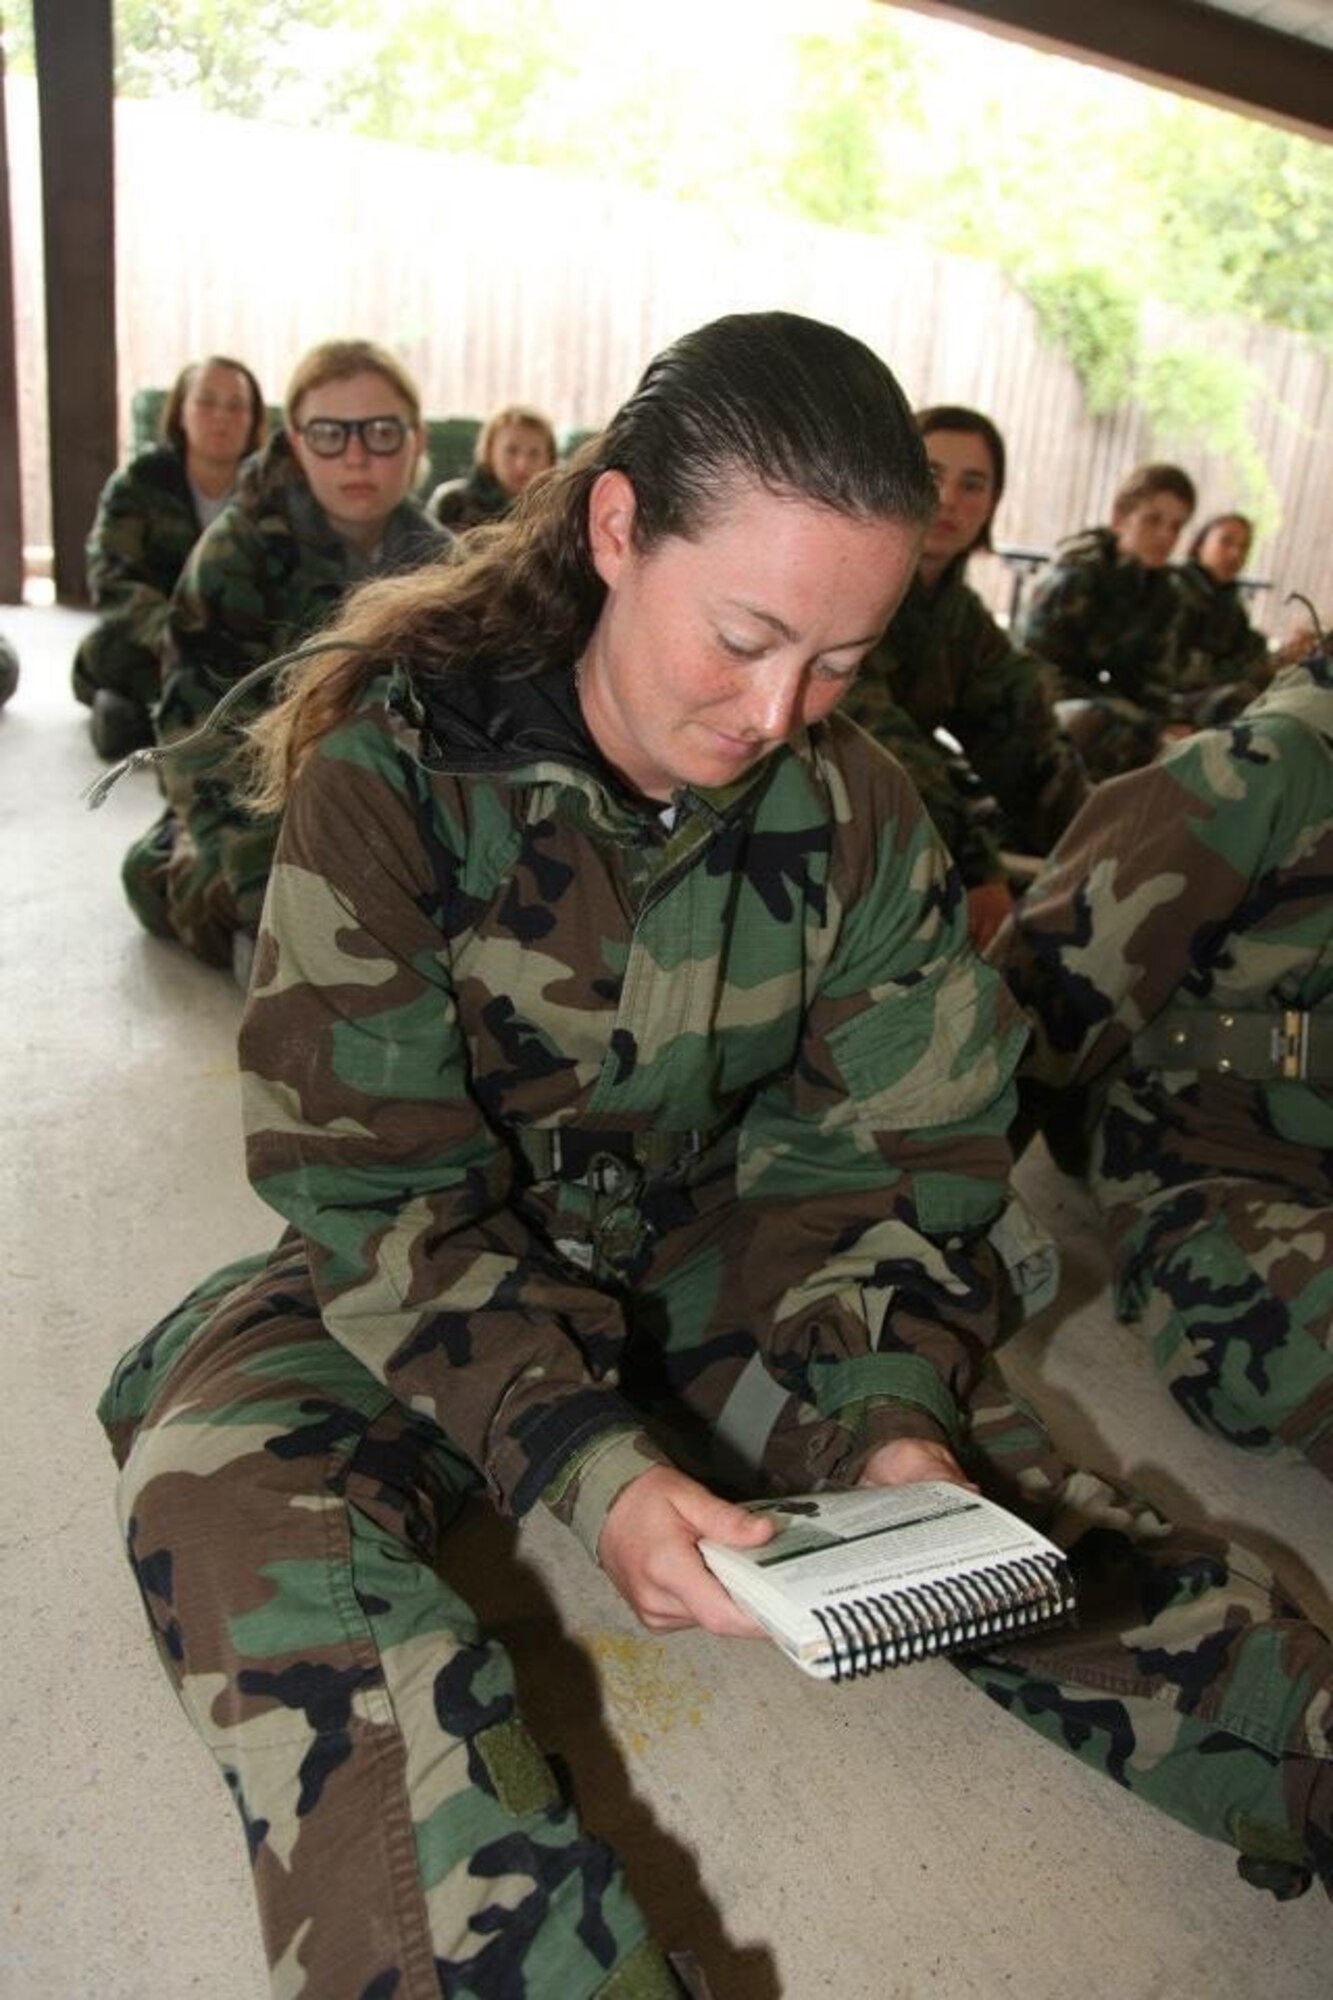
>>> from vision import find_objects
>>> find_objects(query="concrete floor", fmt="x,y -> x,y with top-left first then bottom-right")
4,600 -> 1331,2000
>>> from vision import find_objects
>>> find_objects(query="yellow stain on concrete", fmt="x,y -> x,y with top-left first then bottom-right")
585,1631 -> 713,1756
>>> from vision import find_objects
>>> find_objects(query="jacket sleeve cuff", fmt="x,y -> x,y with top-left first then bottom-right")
541,1428 -> 673,1561
835,1397 -> 952,1473
806,1352 -> 962,1443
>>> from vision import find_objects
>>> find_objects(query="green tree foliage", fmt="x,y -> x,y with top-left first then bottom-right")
1137,104 -> 1333,336
5,1 -> 335,116
9,0 -> 1331,349
778,15 -> 926,230
1019,265 -> 1139,415
326,0 -> 567,163
1138,349 -> 1276,527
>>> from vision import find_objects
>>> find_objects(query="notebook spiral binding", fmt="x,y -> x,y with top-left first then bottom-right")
811,1552 -> 1077,1684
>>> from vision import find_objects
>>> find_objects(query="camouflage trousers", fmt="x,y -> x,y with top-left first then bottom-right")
71,622 -> 160,710
1116,1186 -> 1333,1480
98,1235 -> 1333,1999
121,799 -> 276,969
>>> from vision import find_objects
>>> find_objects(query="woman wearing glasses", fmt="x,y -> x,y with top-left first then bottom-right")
120,338 -> 448,976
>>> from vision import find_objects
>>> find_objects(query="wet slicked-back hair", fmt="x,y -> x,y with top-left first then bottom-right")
248,312 -> 935,807
915,404 -> 1007,554
601,311 -> 937,548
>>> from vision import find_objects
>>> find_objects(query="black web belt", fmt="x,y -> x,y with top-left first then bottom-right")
1131,1005 -> 1333,1082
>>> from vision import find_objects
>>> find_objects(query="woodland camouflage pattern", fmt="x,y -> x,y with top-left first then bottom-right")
995,655 -> 1333,1478
120,433 -> 447,965
100,662 -> 1333,1994
1017,526 -> 1181,778
1171,559 -> 1272,724
844,563 -> 1087,883
71,443 -> 203,710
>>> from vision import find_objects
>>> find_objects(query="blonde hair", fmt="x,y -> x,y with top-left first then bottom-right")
283,339 -> 423,429
476,404 -> 557,474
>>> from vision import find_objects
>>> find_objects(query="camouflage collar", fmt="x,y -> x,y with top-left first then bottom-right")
394,658 -> 791,838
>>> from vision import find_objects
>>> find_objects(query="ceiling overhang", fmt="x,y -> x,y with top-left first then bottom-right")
888,0 -> 1333,141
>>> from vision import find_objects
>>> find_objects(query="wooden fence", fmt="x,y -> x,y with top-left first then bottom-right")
9,79 -> 1332,630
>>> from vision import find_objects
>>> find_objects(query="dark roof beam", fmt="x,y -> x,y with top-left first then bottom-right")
888,0 -> 1333,142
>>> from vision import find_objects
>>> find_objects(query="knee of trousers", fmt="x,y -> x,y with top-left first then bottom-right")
1144,1237 -> 1333,1457
119,1414 -> 659,1993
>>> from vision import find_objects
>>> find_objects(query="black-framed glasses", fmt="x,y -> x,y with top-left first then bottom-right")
297,416 -> 410,458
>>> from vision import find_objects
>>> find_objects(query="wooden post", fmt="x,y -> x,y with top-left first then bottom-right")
32,0 -> 117,606
0,41 -> 23,601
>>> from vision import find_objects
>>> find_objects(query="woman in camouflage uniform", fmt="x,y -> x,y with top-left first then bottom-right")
428,402 -> 558,530
72,354 -> 267,759
99,314 -> 1333,2000
1171,512 -> 1317,726
844,405 -> 1087,949
119,338 -> 448,975
994,650 -> 1333,1478
1017,461 -> 1196,780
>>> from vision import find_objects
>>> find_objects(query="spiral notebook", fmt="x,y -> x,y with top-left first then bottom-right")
699,1482 -> 1076,1683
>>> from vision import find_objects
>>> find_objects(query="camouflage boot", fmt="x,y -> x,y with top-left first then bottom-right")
0,633 -> 17,710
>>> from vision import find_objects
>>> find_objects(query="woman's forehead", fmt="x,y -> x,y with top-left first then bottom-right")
297,371 -> 413,415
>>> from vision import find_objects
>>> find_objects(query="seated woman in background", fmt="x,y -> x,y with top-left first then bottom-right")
1017,461 -> 1196,781
1172,511 -> 1315,725
428,401 -> 557,528
119,337 -> 448,978
844,404 -> 1087,949
72,355 -> 266,760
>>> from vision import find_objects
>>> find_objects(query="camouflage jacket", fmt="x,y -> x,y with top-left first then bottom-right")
158,431 -> 448,737
1016,526 -> 1180,714
428,465 -> 511,531
844,564 -> 1088,884
151,435 -> 448,930
994,655 -> 1333,1305
1170,560 -> 1270,695
73,443 -> 204,703
239,662 -> 1033,1540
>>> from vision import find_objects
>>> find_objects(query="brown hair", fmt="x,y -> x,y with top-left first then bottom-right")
915,404 -> 1007,555
246,311 -> 935,812
162,355 -> 266,457
476,404 -> 557,474
1189,511 -> 1253,563
1110,461 -> 1197,522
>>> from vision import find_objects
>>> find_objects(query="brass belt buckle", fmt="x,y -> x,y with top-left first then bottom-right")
1275,1008 -> 1309,1080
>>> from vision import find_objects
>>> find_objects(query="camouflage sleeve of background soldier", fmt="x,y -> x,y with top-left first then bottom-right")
1013,554 -> 1098,688
732,720 -> 1032,1458
990,715 -> 1326,1090
238,701 -> 666,1522
1171,569 -> 1270,690
85,459 -> 191,660
157,504 -> 278,738
844,696 -> 1006,888
945,586 -> 1089,854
